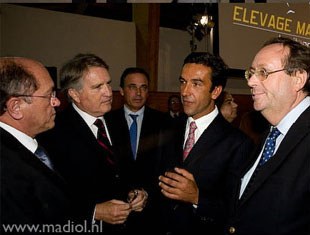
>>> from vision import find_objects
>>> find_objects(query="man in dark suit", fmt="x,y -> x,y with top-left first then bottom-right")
105,67 -> 164,234
0,57 -> 69,230
38,54 -> 147,234
158,52 -> 254,235
225,37 -> 310,235
164,94 -> 187,126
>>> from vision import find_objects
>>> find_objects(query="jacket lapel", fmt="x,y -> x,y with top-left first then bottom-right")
239,107 -> 310,205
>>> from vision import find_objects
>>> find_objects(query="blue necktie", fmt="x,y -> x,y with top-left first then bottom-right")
129,114 -> 138,159
259,127 -> 281,166
35,145 -> 54,170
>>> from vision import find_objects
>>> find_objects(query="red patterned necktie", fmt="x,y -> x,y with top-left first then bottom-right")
94,119 -> 114,165
183,121 -> 197,160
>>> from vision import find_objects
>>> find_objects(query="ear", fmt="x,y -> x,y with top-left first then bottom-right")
293,70 -> 307,92
211,86 -> 223,100
120,87 -> 124,96
68,88 -> 80,103
5,97 -> 24,120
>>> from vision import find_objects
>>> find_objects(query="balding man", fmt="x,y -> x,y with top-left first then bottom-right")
0,57 -> 69,228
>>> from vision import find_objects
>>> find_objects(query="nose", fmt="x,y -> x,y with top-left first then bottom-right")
136,87 -> 141,95
247,73 -> 259,88
181,83 -> 190,96
102,84 -> 112,95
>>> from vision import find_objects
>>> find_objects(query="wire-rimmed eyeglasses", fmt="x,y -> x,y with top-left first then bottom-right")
245,68 -> 287,81
14,90 -> 57,105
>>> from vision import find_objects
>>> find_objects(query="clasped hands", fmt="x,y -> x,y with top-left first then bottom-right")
94,189 -> 148,224
159,167 -> 199,205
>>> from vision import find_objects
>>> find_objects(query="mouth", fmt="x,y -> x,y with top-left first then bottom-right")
102,98 -> 112,104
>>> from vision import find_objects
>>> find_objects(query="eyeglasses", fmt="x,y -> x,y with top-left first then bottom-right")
245,68 -> 287,81
14,90 -> 57,105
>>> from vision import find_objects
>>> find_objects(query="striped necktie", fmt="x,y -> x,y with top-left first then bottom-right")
94,119 -> 115,165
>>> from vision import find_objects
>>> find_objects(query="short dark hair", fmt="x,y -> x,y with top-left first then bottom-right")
263,37 -> 310,94
0,58 -> 38,115
183,52 -> 229,91
119,67 -> 149,88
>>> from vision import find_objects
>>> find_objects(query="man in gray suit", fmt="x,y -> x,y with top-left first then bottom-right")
225,37 -> 310,235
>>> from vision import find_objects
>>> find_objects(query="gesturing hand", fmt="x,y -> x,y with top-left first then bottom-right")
159,167 -> 199,205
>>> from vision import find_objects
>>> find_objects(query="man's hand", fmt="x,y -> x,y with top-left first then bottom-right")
127,189 -> 148,212
159,167 -> 199,204
94,199 -> 131,224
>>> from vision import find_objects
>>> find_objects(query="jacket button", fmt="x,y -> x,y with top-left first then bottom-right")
229,227 -> 236,234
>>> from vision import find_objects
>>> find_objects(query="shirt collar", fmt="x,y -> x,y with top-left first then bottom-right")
72,103 -> 102,127
124,105 -> 145,116
187,106 -> 219,133
276,96 -> 310,136
0,121 -> 38,153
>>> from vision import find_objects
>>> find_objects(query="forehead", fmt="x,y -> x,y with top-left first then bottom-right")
22,59 -> 53,89
84,66 -> 110,81
125,73 -> 148,84
253,43 -> 288,68
181,63 -> 212,80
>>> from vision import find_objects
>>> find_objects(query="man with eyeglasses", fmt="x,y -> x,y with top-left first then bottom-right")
105,67 -> 165,234
0,57 -> 70,228
225,37 -> 310,235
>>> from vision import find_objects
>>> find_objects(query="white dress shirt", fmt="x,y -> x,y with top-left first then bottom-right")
239,96 -> 310,198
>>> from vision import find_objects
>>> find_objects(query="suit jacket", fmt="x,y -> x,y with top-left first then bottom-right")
0,128 -> 70,228
225,106 -> 310,235
105,106 -> 165,234
158,113 -> 254,235
105,106 -> 164,194
38,105 -> 128,225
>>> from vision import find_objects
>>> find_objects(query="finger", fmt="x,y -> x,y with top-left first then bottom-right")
175,167 -> 194,180
159,175 -> 179,188
161,188 -> 180,200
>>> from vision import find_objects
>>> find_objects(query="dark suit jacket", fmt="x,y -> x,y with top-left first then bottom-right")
105,106 -> 164,194
0,128 -> 70,228
105,106 -> 165,233
158,113 -> 254,235
225,106 -> 310,235
38,105 -> 128,225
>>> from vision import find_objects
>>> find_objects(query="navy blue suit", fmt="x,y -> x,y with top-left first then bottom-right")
38,105 -> 128,231
158,113 -> 254,235
225,106 -> 310,235
105,106 -> 165,234
1,128 -> 70,228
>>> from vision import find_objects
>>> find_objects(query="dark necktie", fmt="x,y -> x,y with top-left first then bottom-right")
94,119 -> 114,165
241,127 -> 281,200
34,145 -> 54,170
129,114 -> 138,159
183,121 -> 197,160
259,127 -> 281,166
